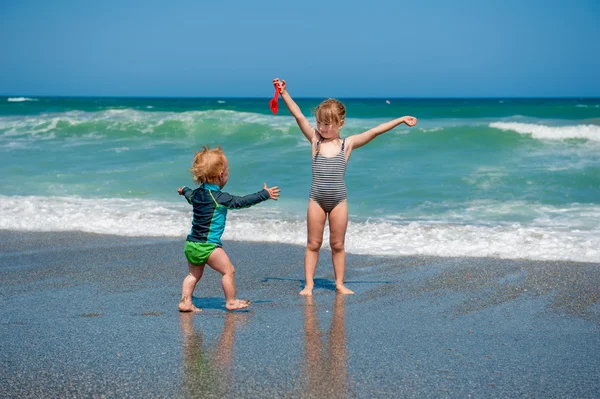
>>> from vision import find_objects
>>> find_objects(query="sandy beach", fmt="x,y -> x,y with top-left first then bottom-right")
1,230 -> 599,398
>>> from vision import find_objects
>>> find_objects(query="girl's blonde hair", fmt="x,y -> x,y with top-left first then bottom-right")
314,98 -> 346,125
190,146 -> 227,185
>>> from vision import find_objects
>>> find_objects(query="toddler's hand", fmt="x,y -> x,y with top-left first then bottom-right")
264,183 -> 281,200
177,187 -> 187,195
272,78 -> 286,94
403,116 -> 418,127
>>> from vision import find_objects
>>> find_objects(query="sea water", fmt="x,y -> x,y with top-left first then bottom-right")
1,97 -> 599,262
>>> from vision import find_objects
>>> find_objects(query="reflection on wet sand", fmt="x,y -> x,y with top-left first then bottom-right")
180,313 -> 245,398
303,295 -> 351,398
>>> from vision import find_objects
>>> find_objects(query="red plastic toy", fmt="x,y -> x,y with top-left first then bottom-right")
269,83 -> 280,114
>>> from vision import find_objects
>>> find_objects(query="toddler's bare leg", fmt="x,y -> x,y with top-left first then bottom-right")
301,200 -> 326,296
206,248 -> 250,310
329,201 -> 353,294
179,263 -> 205,312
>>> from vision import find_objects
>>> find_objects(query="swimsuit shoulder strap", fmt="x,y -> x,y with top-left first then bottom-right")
314,139 -> 321,160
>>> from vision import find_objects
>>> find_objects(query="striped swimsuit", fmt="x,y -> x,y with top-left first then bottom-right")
309,139 -> 347,213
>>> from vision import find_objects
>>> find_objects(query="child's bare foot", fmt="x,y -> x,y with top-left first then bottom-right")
178,303 -> 202,312
300,287 -> 313,296
336,284 -> 354,295
299,285 -> 314,296
179,295 -> 202,312
226,299 -> 250,311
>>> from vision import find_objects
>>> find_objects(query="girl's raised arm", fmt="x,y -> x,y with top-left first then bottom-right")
347,116 -> 417,152
273,78 -> 316,143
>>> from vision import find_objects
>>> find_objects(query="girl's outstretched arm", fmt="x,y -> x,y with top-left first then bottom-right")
347,116 -> 417,151
273,78 -> 316,143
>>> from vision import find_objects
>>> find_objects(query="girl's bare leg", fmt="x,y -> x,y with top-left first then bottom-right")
300,200 -> 327,296
179,263 -> 205,312
206,248 -> 250,310
329,201 -> 353,294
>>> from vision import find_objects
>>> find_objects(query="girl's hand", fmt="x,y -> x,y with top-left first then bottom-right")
403,116 -> 418,127
272,78 -> 286,94
264,183 -> 281,200
177,187 -> 187,195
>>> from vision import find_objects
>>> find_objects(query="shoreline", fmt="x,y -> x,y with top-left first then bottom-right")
1,229 -> 598,266
1,231 -> 599,398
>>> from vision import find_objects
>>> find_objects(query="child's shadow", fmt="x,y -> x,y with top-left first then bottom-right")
261,277 -> 336,291
191,297 -> 250,312
262,277 -> 392,292
313,278 -> 337,291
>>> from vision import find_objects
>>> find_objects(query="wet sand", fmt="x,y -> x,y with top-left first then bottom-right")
1,231 -> 599,398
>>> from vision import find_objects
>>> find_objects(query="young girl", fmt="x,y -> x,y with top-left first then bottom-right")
273,78 -> 417,296
178,146 -> 280,311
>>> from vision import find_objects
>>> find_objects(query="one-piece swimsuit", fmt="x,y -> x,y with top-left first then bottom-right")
309,139 -> 347,213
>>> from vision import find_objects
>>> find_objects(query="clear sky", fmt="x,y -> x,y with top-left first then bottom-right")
1,0 -> 599,98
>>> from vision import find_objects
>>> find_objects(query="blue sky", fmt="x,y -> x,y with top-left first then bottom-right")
1,0 -> 599,97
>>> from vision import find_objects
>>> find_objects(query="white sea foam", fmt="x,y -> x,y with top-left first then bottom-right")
7,97 -> 37,102
1,195 -> 598,263
490,122 -> 600,141
342,221 -> 599,262
0,196 -> 190,237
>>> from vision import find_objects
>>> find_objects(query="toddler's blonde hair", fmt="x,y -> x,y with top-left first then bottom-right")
314,98 -> 346,126
190,146 -> 227,185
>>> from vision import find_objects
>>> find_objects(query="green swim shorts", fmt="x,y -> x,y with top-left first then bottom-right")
184,241 -> 218,266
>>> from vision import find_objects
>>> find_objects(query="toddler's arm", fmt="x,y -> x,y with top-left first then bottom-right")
273,78 -> 316,143
348,116 -> 417,151
216,183 -> 280,209
178,186 -> 193,204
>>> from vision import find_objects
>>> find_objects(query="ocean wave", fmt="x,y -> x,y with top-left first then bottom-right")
1,195 -> 598,263
490,122 -> 600,141
0,108 -> 294,137
0,107 -> 486,134
7,97 -> 38,102
0,114 -> 84,136
0,107 -> 497,142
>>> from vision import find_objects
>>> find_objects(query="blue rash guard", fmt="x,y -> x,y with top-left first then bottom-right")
181,183 -> 270,247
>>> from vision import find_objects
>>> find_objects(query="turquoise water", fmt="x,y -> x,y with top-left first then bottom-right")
1,96 -> 599,261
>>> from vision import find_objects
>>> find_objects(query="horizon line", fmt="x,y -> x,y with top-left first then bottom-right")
3,94 -> 600,100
